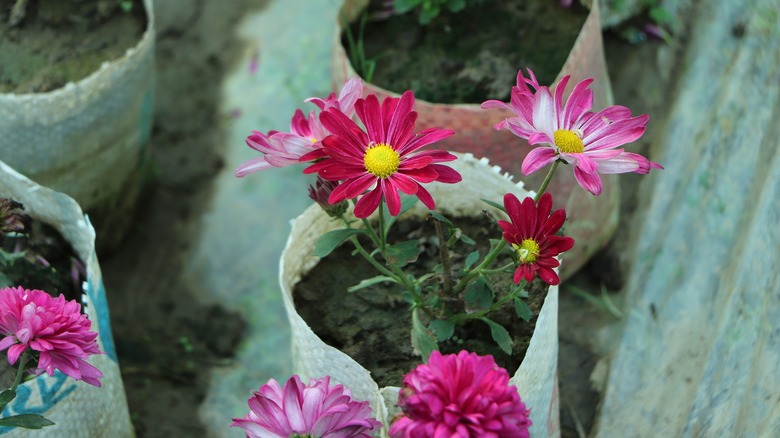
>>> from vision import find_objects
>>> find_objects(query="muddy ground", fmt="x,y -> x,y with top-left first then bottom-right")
99,1 -> 268,436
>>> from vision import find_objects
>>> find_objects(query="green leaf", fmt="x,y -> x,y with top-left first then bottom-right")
459,233 -> 476,245
464,277 -> 494,312
480,317 -> 513,355
514,297 -> 533,321
0,272 -> 11,288
0,414 -> 55,429
429,211 -> 454,226
511,282 -> 529,298
649,6 -> 672,24
347,275 -> 398,292
464,250 -> 480,270
0,389 -> 15,412
385,240 -> 421,267
0,249 -> 24,265
446,0 -> 467,12
119,1 -> 133,13
384,195 -> 419,234
312,229 -> 364,257
411,309 -> 438,361
481,198 -> 506,213
364,60 -> 376,83
428,319 -> 455,341
418,3 -> 441,24
394,0 -> 422,13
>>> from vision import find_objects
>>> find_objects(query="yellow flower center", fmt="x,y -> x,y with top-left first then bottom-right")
364,143 -> 400,178
513,239 -> 540,264
554,129 -> 584,154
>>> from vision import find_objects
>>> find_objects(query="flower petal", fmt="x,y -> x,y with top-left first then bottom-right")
354,186 -> 383,218
573,166 -> 603,195
521,147 -> 558,176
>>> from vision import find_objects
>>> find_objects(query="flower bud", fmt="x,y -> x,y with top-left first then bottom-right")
0,198 -> 31,238
308,177 -> 348,218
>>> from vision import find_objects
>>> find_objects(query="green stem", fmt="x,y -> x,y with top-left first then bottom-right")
479,262 -> 516,275
376,204 -> 387,252
433,219 -> 453,294
343,203 -> 428,312
339,214 -> 397,280
534,160 -> 560,202
347,234 -> 397,280
453,240 -> 506,293
10,350 -> 28,393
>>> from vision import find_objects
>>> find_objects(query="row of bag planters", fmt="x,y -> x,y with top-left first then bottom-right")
0,0 -> 620,435
0,0 -> 155,435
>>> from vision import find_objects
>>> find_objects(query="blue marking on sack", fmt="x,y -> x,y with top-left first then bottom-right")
87,276 -> 118,362
0,371 -> 77,434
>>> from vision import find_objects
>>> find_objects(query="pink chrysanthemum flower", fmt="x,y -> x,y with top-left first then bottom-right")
482,69 -> 662,195
498,192 -> 574,286
302,91 -> 462,218
390,350 -> 531,438
235,78 -> 364,177
231,375 -> 381,438
0,287 -> 103,387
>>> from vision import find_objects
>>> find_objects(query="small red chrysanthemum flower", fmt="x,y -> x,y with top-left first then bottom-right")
231,375 -> 381,438
390,350 -> 531,438
302,91 -> 462,218
498,192 -> 574,286
0,287 -> 103,387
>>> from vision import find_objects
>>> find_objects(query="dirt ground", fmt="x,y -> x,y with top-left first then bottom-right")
99,1 -> 269,436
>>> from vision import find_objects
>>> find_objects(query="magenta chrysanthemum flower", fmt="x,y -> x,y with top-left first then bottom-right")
302,91 -> 462,218
231,375 -> 381,438
390,350 -> 531,438
498,192 -> 574,286
0,287 -> 103,387
482,69 -> 662,195
235,78 -> 364,177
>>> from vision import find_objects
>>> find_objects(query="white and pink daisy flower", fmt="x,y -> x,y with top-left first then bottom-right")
235,78 -> 364,177
482,69 -> 662,195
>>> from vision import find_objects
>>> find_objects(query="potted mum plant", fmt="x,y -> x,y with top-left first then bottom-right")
232,68 -> 660,436
332,0 -> 618,278
0,160 -> 133,436
0,0 -> 156,252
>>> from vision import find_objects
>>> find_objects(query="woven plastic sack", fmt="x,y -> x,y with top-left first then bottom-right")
280,153 -> 560,437
332,0 -> 617,279
0,0 -> 156,250
0,160 -> 134,437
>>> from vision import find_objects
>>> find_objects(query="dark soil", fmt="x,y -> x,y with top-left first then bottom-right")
346,0 -> 588,103
0,220 -> 84,302
0,0 -> 146,93
294,215 -> 549,388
